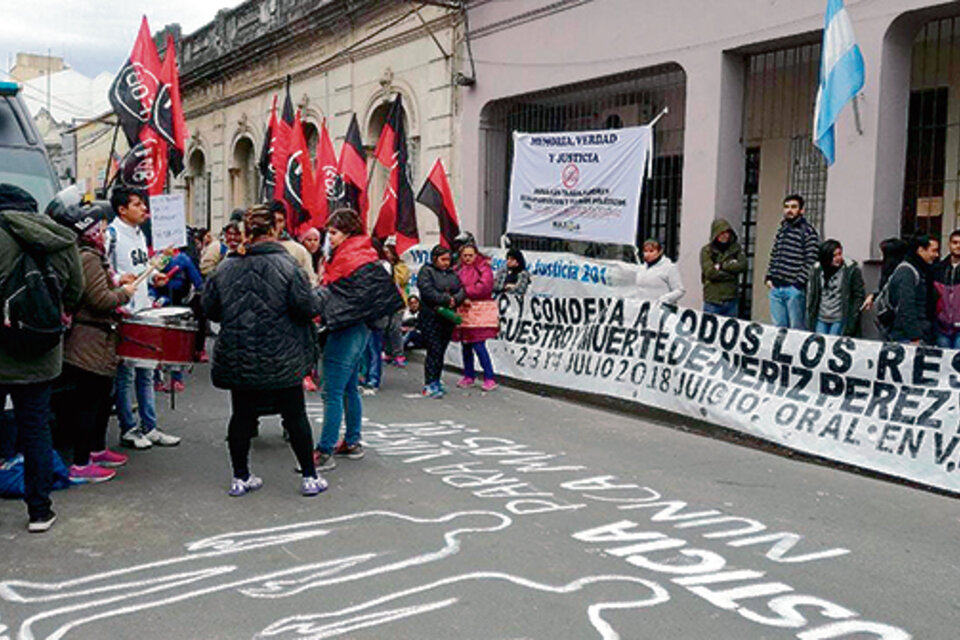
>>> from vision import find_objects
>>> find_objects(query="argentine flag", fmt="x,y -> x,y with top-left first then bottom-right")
813,0 -> 865,165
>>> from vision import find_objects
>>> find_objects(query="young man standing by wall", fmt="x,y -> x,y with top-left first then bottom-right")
764,194 -> 820,329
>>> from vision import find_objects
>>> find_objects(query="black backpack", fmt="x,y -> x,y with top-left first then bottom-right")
0,216 -> 64,357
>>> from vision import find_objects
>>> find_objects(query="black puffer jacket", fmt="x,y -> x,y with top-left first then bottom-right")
203,241 -> 320,389
320,262 -> 404,331
418,263 -> 466,323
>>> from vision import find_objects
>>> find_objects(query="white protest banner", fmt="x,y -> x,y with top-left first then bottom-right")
506,126 -> 652,245
150,193 -> 187,249
402,246 -> 960,494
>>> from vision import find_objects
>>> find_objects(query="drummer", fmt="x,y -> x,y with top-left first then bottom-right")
107,186 -> 181,450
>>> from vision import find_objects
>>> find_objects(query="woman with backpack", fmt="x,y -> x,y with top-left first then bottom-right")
52,200 -> 137,484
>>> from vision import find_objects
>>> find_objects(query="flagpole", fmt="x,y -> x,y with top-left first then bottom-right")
100,121 -> 121,197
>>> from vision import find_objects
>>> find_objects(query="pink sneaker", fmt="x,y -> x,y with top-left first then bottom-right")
69,464 -> 116,484
303,376 -> 318,392
90,449 -> 128,468
172,380 -> 186,393
456,376 -> 475,388
481,379 -> 499,392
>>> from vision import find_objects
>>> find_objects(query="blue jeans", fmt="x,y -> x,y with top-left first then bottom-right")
936,332 -> 960,350
462,341 -> 495,380
318,323 -> 370,454
769,286 -> 806,329
0,382 -> 54,519
114,363 -> 157,434
703,299 -> 739,318
363,329 -> 384,388
815,320 -> 843,335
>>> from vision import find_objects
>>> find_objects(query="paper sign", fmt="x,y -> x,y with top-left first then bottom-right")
150,193 -> 187,249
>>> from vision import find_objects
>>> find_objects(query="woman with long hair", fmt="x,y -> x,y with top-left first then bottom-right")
313,209 -> 403,470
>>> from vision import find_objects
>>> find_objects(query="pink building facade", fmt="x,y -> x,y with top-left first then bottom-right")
459,0 -> 960,321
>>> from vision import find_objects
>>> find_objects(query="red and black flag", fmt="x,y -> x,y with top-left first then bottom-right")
417,158 -> 460,249
154,34 -> 189,177
284,110 -> 316,235
372,95 -> 418,254
109,16 -> 163,147
271,79 -> 296,203
337,113 -> 369,226
311,118 -> 338,229
258,95 -> 278,200
116,128 -> 167,197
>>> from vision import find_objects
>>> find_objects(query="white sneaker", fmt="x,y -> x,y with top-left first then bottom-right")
144,428 -> 181,447
120,429 -> 152,450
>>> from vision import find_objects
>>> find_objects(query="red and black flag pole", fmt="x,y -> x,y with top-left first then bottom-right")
258,94 -> 278,201
311,118 -> 338,229
271,77 -> 295,205
416,158 -> 461,249
338,113 -> 369,227
154,34 -> 189,178
372,95 -> 418,254
108,15 -> 168,197
284,110 -> 316,236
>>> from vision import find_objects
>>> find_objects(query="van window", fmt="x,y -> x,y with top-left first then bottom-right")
0,96 -> 29,146
0,147 -> 57,211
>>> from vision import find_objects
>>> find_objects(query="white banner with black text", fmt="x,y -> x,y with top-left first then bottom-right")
404,247 -> 960,494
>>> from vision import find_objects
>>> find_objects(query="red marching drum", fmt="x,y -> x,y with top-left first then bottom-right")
117,307 -> 199,367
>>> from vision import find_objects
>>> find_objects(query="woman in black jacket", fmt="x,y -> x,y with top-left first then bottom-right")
417,245 -> 466,398
203,205 -> 326,498
313,209 -> 403,471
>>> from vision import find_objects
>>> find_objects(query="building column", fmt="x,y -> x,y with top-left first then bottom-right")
676,49 -> 747,310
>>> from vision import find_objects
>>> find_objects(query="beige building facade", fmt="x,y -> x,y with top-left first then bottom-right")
174,0 -> 467,242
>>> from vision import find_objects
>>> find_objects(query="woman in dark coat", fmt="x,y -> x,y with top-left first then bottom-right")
203,205 -> 326,497
417,245 -> 466,398
313,209 -> 403,471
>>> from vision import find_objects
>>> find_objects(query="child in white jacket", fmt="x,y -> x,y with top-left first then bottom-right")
636,239 -> 685,304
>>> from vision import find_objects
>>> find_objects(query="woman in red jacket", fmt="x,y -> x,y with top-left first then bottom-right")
453,243 -> 498,391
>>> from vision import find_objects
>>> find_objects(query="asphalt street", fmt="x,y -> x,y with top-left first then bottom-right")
0,359 -> 957,639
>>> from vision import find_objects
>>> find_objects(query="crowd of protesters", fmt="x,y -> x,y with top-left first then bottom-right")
0,180 -> 532,532
6,176 -> 950,534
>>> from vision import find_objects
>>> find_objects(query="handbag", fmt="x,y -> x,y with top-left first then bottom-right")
459,299 -> 500,329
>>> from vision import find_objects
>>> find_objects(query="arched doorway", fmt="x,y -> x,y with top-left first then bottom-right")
230,137 -> 257,212
187,148 -> 210,228
303,121 -> 319,164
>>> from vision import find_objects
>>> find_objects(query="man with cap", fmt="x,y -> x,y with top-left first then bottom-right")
0,185 -> 83,532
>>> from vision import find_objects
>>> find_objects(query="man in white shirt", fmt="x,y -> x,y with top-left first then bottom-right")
108,186 -> 181,449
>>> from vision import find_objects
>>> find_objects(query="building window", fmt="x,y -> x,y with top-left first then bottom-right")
480,64 -> 686,259
788,135 -> 828,234
902,15 -> 960,240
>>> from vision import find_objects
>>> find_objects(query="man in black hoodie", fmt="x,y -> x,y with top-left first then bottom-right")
888,235 -> 939,344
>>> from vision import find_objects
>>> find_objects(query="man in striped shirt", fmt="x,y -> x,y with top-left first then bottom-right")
764,194 -> 820,329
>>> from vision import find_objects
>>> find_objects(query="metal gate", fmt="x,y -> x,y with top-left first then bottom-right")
480,64 -> 686,259
902,15 -> 960,240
